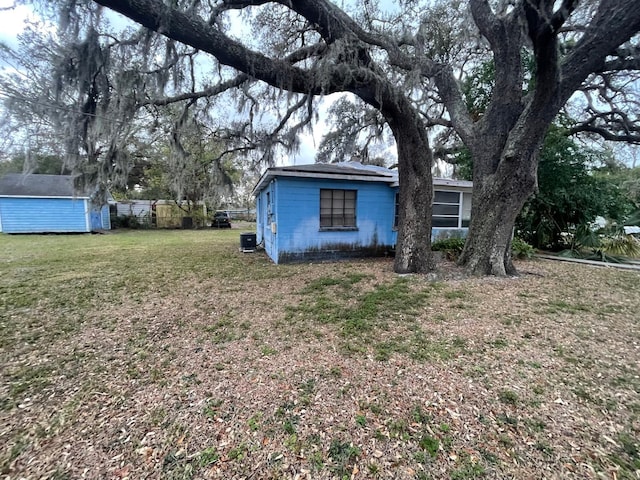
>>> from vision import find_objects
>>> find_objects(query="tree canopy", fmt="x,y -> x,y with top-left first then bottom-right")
516,126 -> 633,249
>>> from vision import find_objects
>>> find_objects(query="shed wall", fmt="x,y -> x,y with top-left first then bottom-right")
0,197 -> 89,233
255,180 -> 277,260
270,177 -> 396,263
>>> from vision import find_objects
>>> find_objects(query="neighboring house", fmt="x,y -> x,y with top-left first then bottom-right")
0,173 -> 111,233
252,162 -> 472,264
116,199 -> 153,220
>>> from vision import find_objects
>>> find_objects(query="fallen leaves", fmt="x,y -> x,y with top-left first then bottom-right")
2,238 -> 639,479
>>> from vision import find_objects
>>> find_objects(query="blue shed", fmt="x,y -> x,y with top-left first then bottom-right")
252,162 -> 473,264
0,174 -> 111,234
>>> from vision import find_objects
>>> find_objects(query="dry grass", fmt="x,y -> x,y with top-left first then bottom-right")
1,228 -> 639,480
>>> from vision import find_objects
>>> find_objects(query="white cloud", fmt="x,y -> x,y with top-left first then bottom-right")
0,2 -> 34,47
291,132 -> 318,165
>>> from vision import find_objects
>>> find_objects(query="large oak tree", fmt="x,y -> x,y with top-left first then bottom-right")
80,0 -> 438,273
440,0 -> 640,275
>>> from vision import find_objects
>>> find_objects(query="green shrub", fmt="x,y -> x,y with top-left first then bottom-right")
559,224 -> 640,262
511,237 -> 535,259
601,234 -> 640,258
112,214 -> 141,229
431,238 -> 466,252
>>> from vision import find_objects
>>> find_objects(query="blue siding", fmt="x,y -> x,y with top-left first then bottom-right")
100,204 -> 111,230
264,177 -> 396,263
254,175 -> 472,264
0,197 -> 89,233
88,203 -> 112,231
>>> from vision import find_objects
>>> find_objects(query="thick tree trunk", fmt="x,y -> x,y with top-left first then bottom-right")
458,152 -> 537,276
382,102 -> 434,274
393,138 -> 434,274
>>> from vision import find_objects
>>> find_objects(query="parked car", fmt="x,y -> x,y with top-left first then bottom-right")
212,211 -> 232,228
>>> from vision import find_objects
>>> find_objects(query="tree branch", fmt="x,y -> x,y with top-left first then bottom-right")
468,0 -> 503,48
559,0 -> 640,105
141,74 -> 249,106
93,0 -> 317,94
569,124 -> 640,143
598,54 -> 640,73
550,0 -> 580,33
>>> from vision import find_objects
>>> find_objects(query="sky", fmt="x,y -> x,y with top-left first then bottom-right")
0,1 -> 33,49
2,1 -> 635,169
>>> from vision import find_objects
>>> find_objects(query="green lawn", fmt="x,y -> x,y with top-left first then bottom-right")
1,229 -> 639,479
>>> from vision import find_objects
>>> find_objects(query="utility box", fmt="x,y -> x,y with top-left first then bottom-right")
240,232 -> 257,252
181,216 -> 193,229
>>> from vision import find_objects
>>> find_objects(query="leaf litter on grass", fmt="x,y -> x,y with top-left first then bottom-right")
0,230 -> 639,479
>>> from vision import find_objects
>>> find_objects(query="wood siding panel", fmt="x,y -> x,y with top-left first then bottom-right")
0,197 -> 89,233
255,176 -> 473,264
100,204 -> 111,230
273,178 -> 397,262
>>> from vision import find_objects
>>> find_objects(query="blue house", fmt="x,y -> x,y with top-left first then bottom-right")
0,174 -> 111,233
252,162 -> 472,264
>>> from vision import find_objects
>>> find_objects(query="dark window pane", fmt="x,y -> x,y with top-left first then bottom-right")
320,214 -> 331,227
394,192 -> 399,228
432,204 -> 459,216
319,189 -> 357,228
434,191 -> 460,204
432,217 -> 459,227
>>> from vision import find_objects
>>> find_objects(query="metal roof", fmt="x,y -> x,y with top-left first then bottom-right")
267,162 -> 395,177
0,174 -> 91,198
253,162 -> 397,195
252,162 -> 472,195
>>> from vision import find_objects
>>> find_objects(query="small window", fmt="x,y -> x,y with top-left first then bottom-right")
320,189 -> 357,228
434,191 -> 460,204
394,190 -> 470,229
394,192 -> 399,229
266,191 -> 271,225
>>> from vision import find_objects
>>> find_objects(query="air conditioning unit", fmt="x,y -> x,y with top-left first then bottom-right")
240,232 -> 256,252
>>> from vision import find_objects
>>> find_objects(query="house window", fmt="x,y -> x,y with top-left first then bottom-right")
432,190 -> 461,228
266,191 -> 271,225
394,192 -> 399,229
320,189 -> 356,228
